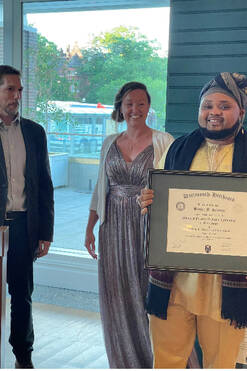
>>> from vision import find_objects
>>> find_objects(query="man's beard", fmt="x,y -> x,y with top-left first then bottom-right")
5,106 -> 19,120
198,120 -> 240,140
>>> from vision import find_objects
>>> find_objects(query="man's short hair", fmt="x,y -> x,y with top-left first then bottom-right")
0,65 -> 21,85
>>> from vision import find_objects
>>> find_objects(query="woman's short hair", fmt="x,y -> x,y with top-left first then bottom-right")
111,81 -> 151,122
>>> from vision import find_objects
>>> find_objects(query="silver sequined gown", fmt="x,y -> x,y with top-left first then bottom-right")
98,141 -> 153,368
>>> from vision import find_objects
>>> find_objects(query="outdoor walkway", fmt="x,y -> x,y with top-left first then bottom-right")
53,187 -> 99,252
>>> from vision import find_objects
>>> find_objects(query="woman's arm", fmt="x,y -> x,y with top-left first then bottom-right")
84,209 -> 99,259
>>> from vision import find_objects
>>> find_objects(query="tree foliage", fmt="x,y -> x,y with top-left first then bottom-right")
27,26 -> 168,130
24,34 -> 75,129
35,35 -> 73,103
75,26 -> 168,123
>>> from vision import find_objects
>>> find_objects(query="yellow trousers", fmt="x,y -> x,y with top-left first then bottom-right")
149,304 -> 245,369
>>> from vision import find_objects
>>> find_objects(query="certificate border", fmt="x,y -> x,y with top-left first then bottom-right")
145,170 -> 247,274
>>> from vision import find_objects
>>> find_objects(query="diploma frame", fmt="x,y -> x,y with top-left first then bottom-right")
145,169 -> 247,274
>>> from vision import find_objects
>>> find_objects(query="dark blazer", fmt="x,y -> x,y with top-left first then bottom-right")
0,117 -> 54,260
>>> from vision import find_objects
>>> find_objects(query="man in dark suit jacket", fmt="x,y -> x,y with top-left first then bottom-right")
0,65 -> 54,368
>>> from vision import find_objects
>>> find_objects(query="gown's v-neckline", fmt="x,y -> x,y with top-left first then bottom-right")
114,141 -> 153,168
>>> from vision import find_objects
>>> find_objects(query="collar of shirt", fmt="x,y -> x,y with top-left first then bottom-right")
0,114 -> 20,131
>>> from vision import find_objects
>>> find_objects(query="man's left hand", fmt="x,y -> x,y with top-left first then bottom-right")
37,240 -> 51,258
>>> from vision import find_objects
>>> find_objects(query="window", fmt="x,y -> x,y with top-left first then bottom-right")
21,0 -> 170,291
23,1 -> 170,251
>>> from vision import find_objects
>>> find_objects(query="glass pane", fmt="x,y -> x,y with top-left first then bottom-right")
23,1 -> 170,253
0,0 -> 3,64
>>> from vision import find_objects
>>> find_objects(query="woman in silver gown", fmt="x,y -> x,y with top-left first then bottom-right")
84,82 -> 174,368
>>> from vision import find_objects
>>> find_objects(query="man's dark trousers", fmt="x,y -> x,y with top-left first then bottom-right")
6,212 -> 34,364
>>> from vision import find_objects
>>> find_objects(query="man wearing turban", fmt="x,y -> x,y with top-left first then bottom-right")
140,72 -> 247,368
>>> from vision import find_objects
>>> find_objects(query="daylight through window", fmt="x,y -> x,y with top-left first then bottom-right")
22,1 -> 170,253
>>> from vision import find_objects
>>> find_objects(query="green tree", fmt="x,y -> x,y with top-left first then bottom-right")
24,34 -> 75,131
76,26 -> 168,128
36,35 -> 72,101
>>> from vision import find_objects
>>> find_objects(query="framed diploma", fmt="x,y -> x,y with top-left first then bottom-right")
145,170 -> 247,274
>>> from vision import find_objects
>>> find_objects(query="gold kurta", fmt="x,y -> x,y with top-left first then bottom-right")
169,141 -> 234,321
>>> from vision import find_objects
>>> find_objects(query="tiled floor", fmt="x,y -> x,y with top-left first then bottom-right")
4,296 -> 109,369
